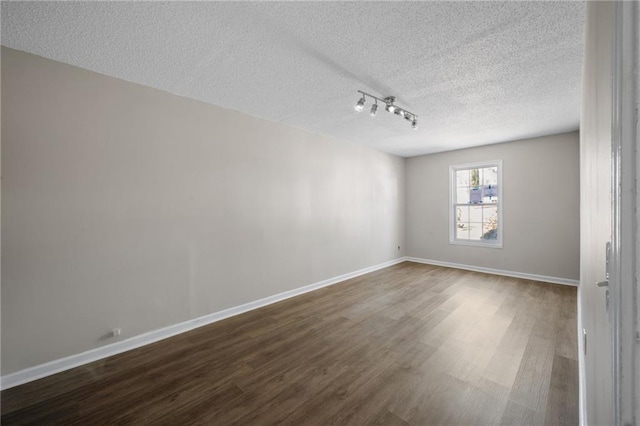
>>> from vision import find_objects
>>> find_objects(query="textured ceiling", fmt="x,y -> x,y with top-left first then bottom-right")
1,1 -> 585,157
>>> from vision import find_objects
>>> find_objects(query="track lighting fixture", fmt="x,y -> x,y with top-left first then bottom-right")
354,90 -> 418,130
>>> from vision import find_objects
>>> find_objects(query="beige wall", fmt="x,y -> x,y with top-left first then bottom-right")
405,132 -> 580,280
0,47 -> 405,374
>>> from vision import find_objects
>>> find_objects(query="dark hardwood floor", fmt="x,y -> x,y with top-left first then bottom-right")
1,262 -> 579,425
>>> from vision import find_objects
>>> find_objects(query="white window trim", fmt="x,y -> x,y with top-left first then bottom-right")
449,159 -> 503,248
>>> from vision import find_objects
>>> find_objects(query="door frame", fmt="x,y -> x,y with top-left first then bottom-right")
610,1 -> 638,424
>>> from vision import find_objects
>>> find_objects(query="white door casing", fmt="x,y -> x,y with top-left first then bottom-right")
611,1 -> 639,424
580,1 -> 639,425
580,2 -> 614,425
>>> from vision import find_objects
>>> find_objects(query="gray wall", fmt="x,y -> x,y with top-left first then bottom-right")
405,133 -> 580,280
1,47 -> 405,375
1,46 -> 583,378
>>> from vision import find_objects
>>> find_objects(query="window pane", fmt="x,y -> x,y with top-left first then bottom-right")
470,168 -> 480,187
482,185 -> 498,203
482,205 -> 498,240
469,205 -> 483,222
482,166 -> 498,185
482,222 -> 498,240
482,205 -> 498,221
457,188 -> 469,204
469,187 -> 483,203
456,170 -> 469,187
456,226 -> 469,240
469,223 -> 483,240
456,205 -> 469,222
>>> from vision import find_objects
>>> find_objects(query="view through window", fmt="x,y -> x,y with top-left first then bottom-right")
450,161 -> 502,247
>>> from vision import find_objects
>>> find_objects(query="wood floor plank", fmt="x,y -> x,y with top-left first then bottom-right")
509,334 -> 556,412
544,355 -> 580,425
500,399 -> 546,425
445,381 -> 510,425
1,262 -> 579,425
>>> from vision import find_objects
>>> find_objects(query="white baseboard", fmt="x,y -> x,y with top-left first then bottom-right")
577,286 -> 587,426
404,256 -> 579,286
0,257 -> 405,390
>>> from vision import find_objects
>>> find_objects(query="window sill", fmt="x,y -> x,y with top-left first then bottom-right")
449,240 -> 503,249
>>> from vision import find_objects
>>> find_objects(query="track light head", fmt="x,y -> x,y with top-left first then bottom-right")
370,103 -> 378,116
354,96 -> 365,112
412,119 -> 418,130
383,96 -> 397,114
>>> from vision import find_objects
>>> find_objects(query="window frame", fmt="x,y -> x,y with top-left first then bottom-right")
449,160 -> 503,248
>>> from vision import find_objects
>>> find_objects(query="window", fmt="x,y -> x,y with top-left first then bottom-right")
449,160 -> 502,247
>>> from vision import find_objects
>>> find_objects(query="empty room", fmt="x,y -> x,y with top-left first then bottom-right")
1,1 -> 638,425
